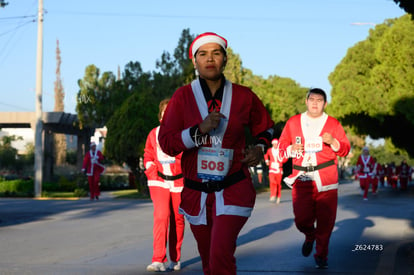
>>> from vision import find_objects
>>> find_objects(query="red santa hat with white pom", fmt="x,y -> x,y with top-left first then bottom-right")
189,32 -> 227,59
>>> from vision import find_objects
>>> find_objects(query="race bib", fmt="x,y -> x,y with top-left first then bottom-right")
197,147 -> 233,181
304,137 -> 323,153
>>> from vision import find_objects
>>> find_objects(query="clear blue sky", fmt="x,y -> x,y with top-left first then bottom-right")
0,0 -> 406,114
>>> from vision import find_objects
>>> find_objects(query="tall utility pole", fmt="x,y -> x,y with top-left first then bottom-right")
34,0 -> 44,198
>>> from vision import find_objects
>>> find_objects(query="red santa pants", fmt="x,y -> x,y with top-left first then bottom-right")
149,186 -> 185,263
292,180 -> 337,261
399,177 -> 408,190
269,173 -> 282,198
87,173 -> 101,199
359,177 -> 373,199
371,177 -> 378,194
190,193 -> 248,275
388,176 -> 398,189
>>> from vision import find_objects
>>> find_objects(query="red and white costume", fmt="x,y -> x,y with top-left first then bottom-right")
371,161 -> 380,194
82,147 -> 105,200
377,163 -> 385,187
158,78 -> 274,275
386,163 -> 398,189
264,139 -> 286,201
144,126 -> 184,265
397,161 -> 411,191
278,112 -> 350,262
356,152 -> 376,199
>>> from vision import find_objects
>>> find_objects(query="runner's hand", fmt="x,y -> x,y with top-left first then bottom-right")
241,145 -> 263,167
199,111 -> 226,134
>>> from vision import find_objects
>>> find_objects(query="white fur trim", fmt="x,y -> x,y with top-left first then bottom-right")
145,161 -> 155,170
179,192 -> 208,225
181,128 -> 196,149
191,35 -> 226,58
215,190 -> 253,217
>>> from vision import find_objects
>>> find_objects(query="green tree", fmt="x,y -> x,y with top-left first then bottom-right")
250,74 -> 307,135
155,28 -> 195,86
104,86 -> 158,193
76,65 -> 117,128
393,0 -> 414,16
223,48 -> 245,84
224,48 -> 307,136
329,15 -> 414,157
0,135 -> 22,170
104,30 -> 196,193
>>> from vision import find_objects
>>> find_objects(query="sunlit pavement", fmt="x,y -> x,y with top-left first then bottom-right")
0,180 -> 413,275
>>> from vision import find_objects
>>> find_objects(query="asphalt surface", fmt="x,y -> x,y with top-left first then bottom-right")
0,180 -> 413,275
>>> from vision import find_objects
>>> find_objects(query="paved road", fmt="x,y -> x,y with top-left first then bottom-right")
0,181 -> 413,275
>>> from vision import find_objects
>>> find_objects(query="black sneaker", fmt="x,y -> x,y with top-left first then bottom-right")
315,257 -> 328,269
302,240 -> 314,257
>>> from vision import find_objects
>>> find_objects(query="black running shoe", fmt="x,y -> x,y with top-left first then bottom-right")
302,240 -> 314,257
315,257 -> 328,269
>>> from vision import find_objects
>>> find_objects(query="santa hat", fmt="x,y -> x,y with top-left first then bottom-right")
189,32 -> 227,59
272,139 -> 279,145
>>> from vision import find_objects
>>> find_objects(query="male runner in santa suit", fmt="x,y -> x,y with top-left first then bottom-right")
397,159 -> 411,191
158,32 -> 274,275
264,138 -> 286,203
371,157 -> 380,194
82,142 -> 105,200
386,162 -> 398,189
144,99 -> 185,272
278,88 -> 350,269
356,147 -> 376,200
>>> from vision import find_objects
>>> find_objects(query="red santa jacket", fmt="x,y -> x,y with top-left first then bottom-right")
278,113 -> 350,192
143,126 -> 183,192
158,79 -> 274,225
397,162 -> 411,179
376,163 -> 384,178
356,155 -> 376,179
264,147 -> 285,174
82,149 -> 105,176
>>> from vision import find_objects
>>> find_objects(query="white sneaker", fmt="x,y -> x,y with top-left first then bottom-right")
269,196 -> 276,203
276,197 -> 281,204
167,261 -> 181,271
146,262 -> 166,272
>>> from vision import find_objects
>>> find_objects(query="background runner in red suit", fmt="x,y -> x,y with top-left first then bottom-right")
81,142 -> 105,200
158,32 -> 274,275
397,159 -> 411,191
356,147 -> 376,200
264,138 -> 286,203
277,88 -> 350,269
377,161 -> 385,187
144,99 -> 185,272
371,157 -> 379,194
386,161 -> 398,189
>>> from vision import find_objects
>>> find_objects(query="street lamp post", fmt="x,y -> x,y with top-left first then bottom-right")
34,0 -> 44,197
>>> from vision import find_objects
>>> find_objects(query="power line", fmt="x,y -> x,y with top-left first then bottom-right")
0,15 -> 36,20
0,100 -> 33,111
0,19 -> 36,37
0,0 -> 38,65
49,9 -> 293,22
